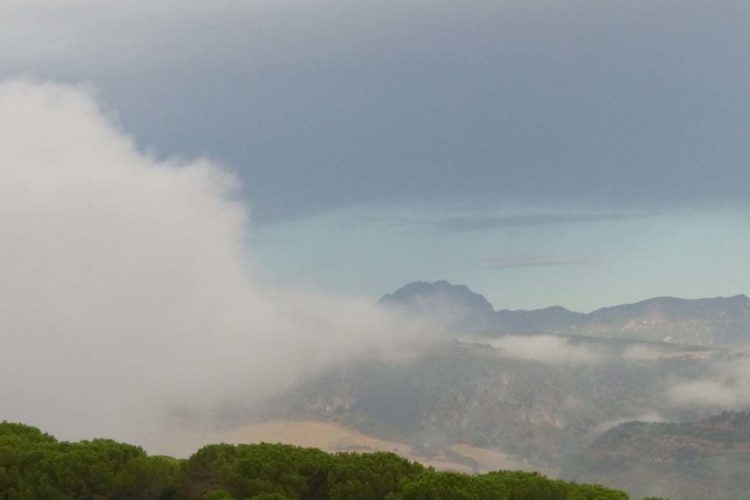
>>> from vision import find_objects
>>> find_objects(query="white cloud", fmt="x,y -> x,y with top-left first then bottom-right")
594,411 -> 667,435
0,78 -> 424,451
667,358 -> 750,408
487,334 -> 602,365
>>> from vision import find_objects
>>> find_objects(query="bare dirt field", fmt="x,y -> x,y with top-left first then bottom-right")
156,419 -> 553,476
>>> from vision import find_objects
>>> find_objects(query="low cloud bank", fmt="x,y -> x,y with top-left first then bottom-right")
594,412 -> 667,435
667,358 -> 750,409
487,335 -> 602,365
0,79 -> 426,451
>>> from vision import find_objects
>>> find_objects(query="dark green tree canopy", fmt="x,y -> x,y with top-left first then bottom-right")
0,421 -> 633,500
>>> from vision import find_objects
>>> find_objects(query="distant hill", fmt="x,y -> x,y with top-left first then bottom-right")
494,305 -> 583,334
565,411 -> 750,500
380,281 -> 750,347
379,280 -> 496,333
259,339 -> 722,470
249,284 -> 750,497
580,294 -> 750,346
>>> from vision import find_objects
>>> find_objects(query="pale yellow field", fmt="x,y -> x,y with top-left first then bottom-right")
155,419 -> 554,476
449,443 -> 558,477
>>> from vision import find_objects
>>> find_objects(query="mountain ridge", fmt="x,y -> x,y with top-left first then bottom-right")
381,280 -> 750,346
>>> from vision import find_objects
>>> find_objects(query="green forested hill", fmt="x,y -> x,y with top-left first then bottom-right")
0,421 -> 629,500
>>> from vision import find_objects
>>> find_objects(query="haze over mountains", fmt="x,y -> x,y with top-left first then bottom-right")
243,279 -> 750,499
380,280 -> 750,348
3,2 -> 750,498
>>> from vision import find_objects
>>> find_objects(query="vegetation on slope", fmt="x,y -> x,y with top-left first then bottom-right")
0,421 -> 629,499
263,341 -> 712,467
565,411 -> 750,500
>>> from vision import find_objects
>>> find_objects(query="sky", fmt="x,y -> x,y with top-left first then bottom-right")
2,0 -> 749,310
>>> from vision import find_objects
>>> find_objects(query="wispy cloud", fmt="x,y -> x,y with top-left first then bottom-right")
487,334 -> 603,365
484,254 -> 604,270
667,356 -> 750,408
434,213 -> 649,233
358,211 -> 657,234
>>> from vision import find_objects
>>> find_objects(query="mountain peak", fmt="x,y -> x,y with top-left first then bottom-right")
379,281 -> 495,333
379,280 -> 494,311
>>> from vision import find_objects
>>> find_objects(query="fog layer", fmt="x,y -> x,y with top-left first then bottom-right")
0,79 -> 423,450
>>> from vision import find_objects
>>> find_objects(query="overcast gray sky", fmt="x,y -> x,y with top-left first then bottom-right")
2,0 -> 749,309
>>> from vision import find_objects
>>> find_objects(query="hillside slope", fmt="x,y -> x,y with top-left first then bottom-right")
565,411 -> 750,500
258,339 -> 723,469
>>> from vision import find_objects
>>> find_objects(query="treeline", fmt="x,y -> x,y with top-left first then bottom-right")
0,421 -> 632,499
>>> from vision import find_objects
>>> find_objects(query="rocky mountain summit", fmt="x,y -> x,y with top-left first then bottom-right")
379,280 -> 496,332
